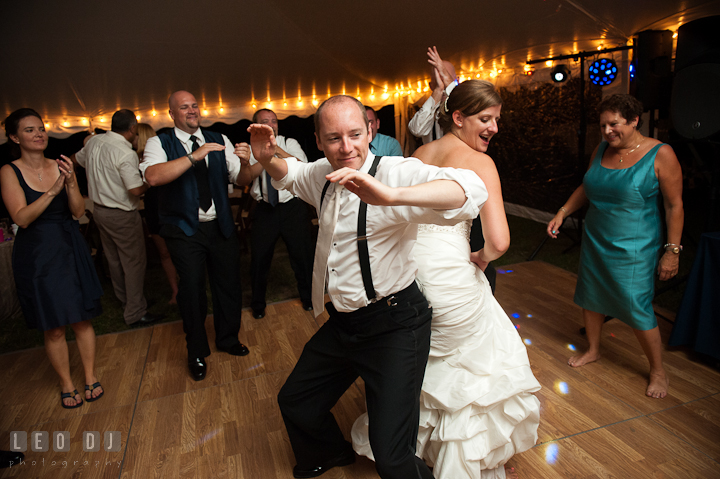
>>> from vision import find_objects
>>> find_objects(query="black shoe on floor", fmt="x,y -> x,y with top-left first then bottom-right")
132,313 -> 165,326
188,357 -> 207,381
301,300 -> 313,311
0,450 -> 24,469
218,343 -> 250,357
252,308 -> 266,319
292,449 -> 355,478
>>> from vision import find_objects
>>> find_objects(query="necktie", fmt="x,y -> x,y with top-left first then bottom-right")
266,171 -> 279,207
191,135 -> 212,212
311,184 -> 342,316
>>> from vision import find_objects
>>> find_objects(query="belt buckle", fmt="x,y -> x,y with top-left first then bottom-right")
386,295 -> 397,307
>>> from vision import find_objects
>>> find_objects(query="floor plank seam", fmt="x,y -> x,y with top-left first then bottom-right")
647,393 -> 719,415
533,413 -> 647,447
646,413 -> 720,467
115,324 -> 155,479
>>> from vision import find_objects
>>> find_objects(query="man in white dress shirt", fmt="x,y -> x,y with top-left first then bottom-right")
75,109 -> 161,327
248,95 -> 487,479
239,109 -> 314,319
408,46 -> 458,145
141,91 -> 252,381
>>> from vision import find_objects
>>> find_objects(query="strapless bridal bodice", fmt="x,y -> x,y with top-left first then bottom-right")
417,220 -> 472,242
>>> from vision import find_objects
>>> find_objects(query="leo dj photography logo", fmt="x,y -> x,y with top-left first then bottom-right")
10,430 -> 122,452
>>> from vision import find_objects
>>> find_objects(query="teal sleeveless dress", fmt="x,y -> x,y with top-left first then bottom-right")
574,141 -> 664,330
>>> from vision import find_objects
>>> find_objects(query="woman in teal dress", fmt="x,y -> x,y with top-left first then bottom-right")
546,94 -> 684,399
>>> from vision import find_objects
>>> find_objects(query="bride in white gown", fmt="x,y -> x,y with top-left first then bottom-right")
352,79 -> 541,479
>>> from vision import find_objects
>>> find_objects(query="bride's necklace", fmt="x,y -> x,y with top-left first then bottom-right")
619,138 -> 644,163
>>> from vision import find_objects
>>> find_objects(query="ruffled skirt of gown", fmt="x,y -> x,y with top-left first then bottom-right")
352,222 -> 541,479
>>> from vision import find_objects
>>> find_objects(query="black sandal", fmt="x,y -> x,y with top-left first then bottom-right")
60,389 -> 83,409
85,382 -> 104,402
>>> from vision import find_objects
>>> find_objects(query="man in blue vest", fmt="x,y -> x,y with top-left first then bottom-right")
141,90 -> 251,381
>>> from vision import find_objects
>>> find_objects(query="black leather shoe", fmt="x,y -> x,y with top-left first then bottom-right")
292,449 -> 355,478
252,308 -> 265,319
218,343 -> 250,356
188,358 -> 207,381
301,300 -> 313,311
0,450 -> 24,469
132,313 -> 165,326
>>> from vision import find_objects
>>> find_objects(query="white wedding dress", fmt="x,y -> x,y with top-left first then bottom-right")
352,221 -> 541,479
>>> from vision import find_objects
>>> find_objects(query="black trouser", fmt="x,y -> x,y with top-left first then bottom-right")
250,198 -> 314,310
161,221 -> 242,358
277,282 -> 434,479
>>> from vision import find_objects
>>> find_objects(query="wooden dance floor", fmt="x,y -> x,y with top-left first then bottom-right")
1,261 -> 719,478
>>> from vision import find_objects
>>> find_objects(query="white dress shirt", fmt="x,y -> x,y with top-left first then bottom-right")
75,131 -> 144,211
407,81 -> 459,144
248,135 -> 307,203
140,127 -> 241,222
273,152 -> 487,312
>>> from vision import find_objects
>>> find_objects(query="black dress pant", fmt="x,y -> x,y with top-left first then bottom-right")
250,198 -> 314,310
161,221 -> 242,358
277,282 -> 434,479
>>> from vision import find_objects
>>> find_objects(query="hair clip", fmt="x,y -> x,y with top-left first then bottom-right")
444,96 -> 450,113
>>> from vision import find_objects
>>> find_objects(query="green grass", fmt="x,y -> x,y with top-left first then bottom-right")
0,214 -> 693,354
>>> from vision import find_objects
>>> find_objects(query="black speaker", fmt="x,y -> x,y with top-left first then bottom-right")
631,30 -> 673,110
671,16 -> 720,140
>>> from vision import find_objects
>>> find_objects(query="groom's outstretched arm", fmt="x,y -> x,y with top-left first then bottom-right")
326,167 -> 466,210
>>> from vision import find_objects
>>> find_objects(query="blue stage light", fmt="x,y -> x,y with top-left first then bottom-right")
589,58 -> 618,86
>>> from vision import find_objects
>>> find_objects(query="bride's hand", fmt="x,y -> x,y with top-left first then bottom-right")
470,249 -> 489,271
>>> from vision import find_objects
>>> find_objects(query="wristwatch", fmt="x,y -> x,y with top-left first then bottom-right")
187,153 -> 196,166
664,243 -> 683,254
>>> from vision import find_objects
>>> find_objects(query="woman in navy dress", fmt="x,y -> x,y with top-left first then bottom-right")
1,108 -> 104,408
546,95 -> 684,399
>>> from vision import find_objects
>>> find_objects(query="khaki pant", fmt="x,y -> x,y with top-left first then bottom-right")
93,204 -> 147,325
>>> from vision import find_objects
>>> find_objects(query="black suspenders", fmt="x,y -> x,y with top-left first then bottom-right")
319,156 -> 382,301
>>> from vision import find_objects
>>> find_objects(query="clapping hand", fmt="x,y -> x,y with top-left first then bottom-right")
234,142 -> 251,166
427,46 -> 455,89
50,155 -> 74,196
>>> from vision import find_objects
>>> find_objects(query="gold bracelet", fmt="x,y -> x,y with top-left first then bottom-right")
559,207 -> 568,214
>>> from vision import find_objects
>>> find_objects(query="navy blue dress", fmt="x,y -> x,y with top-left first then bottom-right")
10,163 -> 103,331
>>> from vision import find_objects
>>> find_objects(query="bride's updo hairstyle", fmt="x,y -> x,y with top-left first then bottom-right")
437,80 -> 502,134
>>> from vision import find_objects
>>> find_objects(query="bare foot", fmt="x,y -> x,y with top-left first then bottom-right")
567,350 -> 600,367
85,378 -> 103,400
646,371 -> 669,399
506,465 -> 519,478
61,388 -> 82,408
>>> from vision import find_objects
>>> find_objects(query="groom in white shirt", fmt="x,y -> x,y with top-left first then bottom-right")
248,95 -> 486,479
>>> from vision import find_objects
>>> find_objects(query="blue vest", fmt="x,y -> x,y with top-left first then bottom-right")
156,129 -> 235,238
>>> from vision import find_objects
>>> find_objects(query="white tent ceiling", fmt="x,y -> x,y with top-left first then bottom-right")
2,0 -> 719,139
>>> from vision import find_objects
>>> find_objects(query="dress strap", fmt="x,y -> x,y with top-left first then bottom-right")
8,163 -> 26,186
595,141 -> 610,166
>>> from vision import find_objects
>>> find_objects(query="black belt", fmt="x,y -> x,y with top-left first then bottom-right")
326,281 -> 420,321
